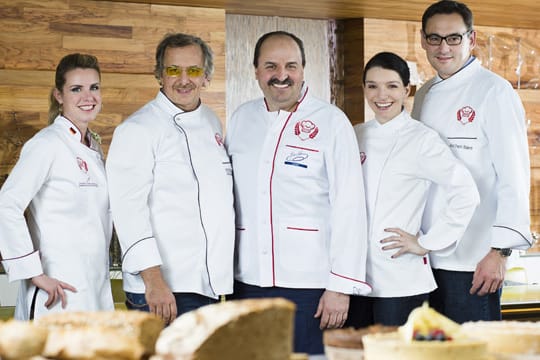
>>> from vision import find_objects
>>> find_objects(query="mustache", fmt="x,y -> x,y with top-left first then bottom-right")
268,77 -> 293,86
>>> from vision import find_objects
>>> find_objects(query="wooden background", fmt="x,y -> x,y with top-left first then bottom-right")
0,0 -> 225,185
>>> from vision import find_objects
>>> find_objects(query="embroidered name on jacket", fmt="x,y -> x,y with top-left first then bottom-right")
284,151 -> 309,168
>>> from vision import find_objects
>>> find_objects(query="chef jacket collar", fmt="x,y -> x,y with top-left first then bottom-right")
156,90 -> 202,120
54,115 -> 86,142
54,116 -> 101,152
371,110 -> 409,135
262,82 -> 309,113
433,56 -> 477,85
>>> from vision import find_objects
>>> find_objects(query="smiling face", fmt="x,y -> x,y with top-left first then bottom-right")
364,66 -> 410,124
54,68 -> 101,129
159,44 -> 208,111
255,35 -> 304,112
421,12 -> 476,79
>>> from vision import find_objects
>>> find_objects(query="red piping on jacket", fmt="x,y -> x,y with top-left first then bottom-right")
268,88 -> 309,285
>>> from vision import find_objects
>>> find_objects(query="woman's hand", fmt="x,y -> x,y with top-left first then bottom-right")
380,228 -> 429,258
31,274 -> 77,309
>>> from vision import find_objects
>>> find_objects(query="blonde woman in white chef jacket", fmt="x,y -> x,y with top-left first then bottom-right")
0,54 -> 114,320
346,52 -> 479,327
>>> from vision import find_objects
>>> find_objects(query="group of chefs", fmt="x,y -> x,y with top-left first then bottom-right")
0,0 -> 533,356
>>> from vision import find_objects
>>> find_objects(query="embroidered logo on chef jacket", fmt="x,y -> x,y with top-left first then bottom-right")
457,106 -> 476,125
294,120 -> 319,140
360,152 -> 366,164
215,133 -> 224,147
77,157 -> 88,173
76,156 -> 97,187
284,151 -> 309,168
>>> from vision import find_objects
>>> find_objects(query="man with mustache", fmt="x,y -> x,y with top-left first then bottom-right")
226,31 -> 370,355
106,33 -> 235,324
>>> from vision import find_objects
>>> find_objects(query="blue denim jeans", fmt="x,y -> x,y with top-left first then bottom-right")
124,291 -> 218,318
429,269 -> 502,323
229,281 -> 325,355
346,293 -> 429,328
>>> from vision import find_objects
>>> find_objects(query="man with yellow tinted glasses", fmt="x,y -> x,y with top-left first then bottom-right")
107,33 -> 235,324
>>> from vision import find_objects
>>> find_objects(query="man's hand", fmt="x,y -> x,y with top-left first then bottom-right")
31,274 -> 77,309
381,228 -> 429,258
470,249 -> 507,296
314,290 -> 349,329
141,266 -> 177,324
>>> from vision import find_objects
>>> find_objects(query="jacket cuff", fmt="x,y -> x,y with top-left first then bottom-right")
2,250 -> 43,282
121,237 -> 163,274
327,271 -> 372,296
491,225 -> 533,250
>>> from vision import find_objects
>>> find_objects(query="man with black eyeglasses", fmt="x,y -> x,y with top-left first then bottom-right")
412,0 -> 532,323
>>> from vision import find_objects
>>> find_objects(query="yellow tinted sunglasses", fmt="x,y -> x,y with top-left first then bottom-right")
164,65 -> 205,78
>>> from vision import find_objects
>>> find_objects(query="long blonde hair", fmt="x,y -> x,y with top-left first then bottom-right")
48,53 -> 101,124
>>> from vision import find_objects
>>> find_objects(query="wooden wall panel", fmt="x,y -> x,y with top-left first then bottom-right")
0,0 -> 225,187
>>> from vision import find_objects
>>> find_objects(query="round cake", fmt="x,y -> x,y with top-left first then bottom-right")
462,321 -> 540,357
362,332 -> 490,360
359,302 -> 494,360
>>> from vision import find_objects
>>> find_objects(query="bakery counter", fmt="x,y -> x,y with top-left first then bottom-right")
501,284 -> 540,321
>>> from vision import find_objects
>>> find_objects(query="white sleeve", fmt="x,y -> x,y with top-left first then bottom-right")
416,130 -> 480,256
326,112 -> 371,295
0,136 -> 53,281
106,121 -> 162,274
485,85 -> 532,249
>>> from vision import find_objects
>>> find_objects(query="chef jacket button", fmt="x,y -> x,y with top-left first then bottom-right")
262,250 -> 268,255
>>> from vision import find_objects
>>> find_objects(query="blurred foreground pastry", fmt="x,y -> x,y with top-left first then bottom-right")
36,310 -> 164,359
462,321 -> 540,359
361,302 -> 491,360
323,325 -> 397,360
0,320 -> 48,359
152,298 -> 295,360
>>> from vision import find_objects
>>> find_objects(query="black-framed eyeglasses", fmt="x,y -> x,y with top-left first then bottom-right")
423,30 -> 472,46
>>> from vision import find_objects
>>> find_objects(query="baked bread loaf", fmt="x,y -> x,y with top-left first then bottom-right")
153,298 -> 295,360
0,319 -> 48,359
41,327 -> 144,360
36,310 -> 164,358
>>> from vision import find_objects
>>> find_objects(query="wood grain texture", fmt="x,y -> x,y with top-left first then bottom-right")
107,0 -> 540,30
0,0 -> 225,187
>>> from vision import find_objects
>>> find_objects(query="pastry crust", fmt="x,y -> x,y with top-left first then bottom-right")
462,321 -> 540,355
323,325 -> 398,349
36,310 -> 164,359
0,320 -> 48,359
155,298 -> 296,360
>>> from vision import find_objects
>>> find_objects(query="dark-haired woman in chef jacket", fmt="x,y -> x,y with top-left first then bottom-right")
0,53 -> 113,320
346,52 -> 479,327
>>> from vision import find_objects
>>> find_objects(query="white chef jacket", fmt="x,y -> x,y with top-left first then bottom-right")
106,91 -> 235,299
412,58 -> 533,271
226,86 -> 371,295
0,116 -> 113,320
355,111 -> 479,297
